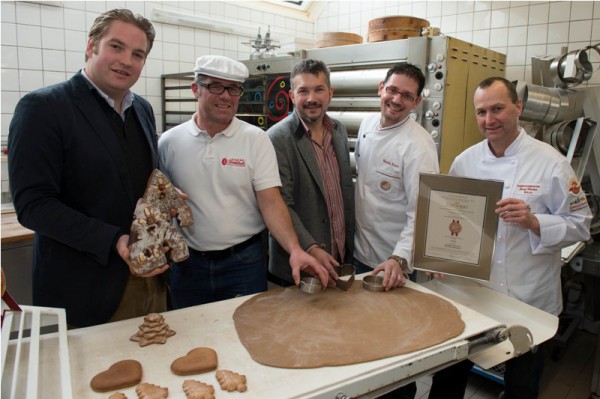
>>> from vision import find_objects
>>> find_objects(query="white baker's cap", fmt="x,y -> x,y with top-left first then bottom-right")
193,55 -> 249,83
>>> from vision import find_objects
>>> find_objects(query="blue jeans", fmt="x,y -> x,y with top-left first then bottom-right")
169,240 -> 267,309
353,258 -> 374,274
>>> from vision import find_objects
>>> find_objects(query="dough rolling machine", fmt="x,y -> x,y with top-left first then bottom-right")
2,275 -> 556,398
240,34 -> 505,173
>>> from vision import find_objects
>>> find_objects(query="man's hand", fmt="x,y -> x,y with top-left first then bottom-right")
116,234 -> 170,277
372,258 -> 406,291
289,247 -> 337,288
496,197 -> 540,235
308,246 -> 340,271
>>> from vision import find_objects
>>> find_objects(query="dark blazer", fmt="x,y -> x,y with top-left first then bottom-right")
8,72 -> 158,327
267,111 -> 354,283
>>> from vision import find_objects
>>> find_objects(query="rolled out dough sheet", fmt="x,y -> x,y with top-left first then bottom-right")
233,282 -> 465,368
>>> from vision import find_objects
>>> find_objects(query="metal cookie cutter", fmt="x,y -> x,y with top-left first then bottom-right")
299,277 -> 323,294
362,275 -> 385,292
299,264 -> 356,294
334,264 -> 356,291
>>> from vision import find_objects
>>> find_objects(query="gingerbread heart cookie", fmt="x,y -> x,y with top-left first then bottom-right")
171,347 -> 218,376
90,359 -> 142,392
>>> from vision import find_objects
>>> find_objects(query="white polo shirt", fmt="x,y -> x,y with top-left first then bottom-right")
158,115 -> 281,250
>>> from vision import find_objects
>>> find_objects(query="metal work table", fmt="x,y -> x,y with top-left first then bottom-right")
2,276 -> 557,399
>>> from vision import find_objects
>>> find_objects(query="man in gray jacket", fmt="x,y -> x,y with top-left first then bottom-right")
267,59 -> 354,285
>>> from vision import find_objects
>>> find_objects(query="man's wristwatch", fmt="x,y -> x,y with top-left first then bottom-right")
388,255 -> 409,274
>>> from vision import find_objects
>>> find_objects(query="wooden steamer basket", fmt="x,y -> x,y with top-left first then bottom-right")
368,16 -> 430,42
316,32 -> 363,48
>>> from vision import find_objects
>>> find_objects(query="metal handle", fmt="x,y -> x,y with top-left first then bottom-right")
468,325 -> 534,357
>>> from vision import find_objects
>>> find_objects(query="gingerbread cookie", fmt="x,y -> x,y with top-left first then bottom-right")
128,169 -> 193,275
215,369 -> 247,392
171,347 -> 218,376
135,382 -> 168,399
143,169 -> 193,227
90,360 -> 142,393
108,393 -> 128,399
128,198 -> 190,275
182,380 -> 215,399
131,313 -> 176,347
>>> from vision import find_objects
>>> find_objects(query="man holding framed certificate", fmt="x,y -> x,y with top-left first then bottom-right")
428,77 -> 592,399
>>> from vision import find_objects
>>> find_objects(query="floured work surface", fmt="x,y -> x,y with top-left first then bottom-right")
233,282 -> 465,368
5,280 -> 505,398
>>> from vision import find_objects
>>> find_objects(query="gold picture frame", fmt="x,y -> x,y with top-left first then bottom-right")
413,173 -> 504,281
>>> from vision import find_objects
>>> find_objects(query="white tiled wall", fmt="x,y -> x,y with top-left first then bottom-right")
315,1 -> 600,89
1,0 -> 600,145
0,0 -> 314,141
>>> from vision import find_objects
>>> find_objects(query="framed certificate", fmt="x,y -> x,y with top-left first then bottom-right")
413,173 -> 504,281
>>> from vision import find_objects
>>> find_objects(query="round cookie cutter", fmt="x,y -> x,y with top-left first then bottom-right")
362,275 -> 385,292
299,264 -> 356,294
299,277 -> 323,294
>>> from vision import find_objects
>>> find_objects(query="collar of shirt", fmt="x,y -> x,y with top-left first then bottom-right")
485,127 -> 525,158
81,68 -> 134,120
378,115 -> 410,131
190,112 -> 239,139
296,111 -> 336,142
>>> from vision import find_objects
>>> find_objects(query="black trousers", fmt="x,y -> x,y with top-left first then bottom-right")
428,345 -> 545,399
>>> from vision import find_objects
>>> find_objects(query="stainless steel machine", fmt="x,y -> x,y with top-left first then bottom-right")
240,35 -> 506,173
515,44 -> 600,398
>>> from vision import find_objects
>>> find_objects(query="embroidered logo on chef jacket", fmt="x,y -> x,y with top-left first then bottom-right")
516,183 -> 541,195
221,157 -> 246,167
377,160 -> 401,193
568,177 -> 588,211
380,180 -> 391,190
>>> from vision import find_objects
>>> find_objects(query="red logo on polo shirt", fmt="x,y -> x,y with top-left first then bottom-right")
221,157 -> 246,167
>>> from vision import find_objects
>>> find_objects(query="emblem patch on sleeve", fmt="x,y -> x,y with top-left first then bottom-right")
568,177 -> 588,211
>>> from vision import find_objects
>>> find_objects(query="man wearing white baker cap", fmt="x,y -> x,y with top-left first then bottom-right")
159,55 -> 333,308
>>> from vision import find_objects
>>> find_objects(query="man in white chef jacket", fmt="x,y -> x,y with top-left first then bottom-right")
353,62 -> 439,399
428,77 -> 592,399
353,63 -> 439,292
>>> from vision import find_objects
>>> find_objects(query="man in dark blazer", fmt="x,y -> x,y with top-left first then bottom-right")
268,59 -> 354,285
8,9 -> 167,327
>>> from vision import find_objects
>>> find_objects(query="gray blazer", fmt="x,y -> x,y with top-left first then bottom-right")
267,111 -> 354,283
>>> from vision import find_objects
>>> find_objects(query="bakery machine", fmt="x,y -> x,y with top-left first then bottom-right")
240,35 -> 506,173
514,43 -> 600,398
